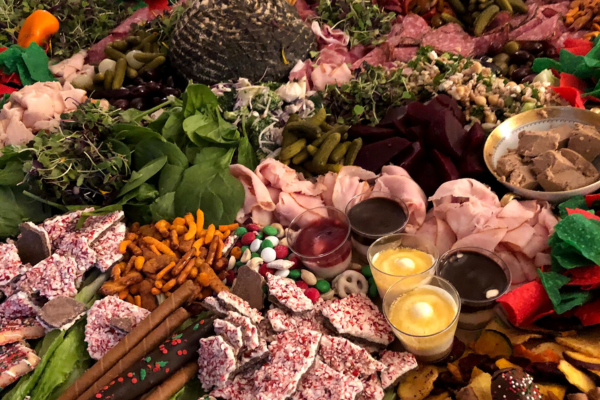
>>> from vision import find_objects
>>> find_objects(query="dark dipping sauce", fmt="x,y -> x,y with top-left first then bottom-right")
347,197 -> 407,245
439,251 -> 508,302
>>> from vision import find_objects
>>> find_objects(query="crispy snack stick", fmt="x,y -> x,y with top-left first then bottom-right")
91,315 -> 215,400
142,362 -> 199,400
197,262 -> 229,293
58,281 -> 196,400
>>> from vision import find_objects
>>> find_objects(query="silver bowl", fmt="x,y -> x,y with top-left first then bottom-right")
483,107 -> 600,203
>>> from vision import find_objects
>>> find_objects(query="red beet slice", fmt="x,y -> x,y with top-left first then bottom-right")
431,149 -> 460,182
354,137 -> 412,173
427,94 -> 466,125
426,110 -> 468,159
465,122 -> 486,151
457,150 -> 487,178
380,106 -> 407,128
348,125 -> 397,142
395,141 -> 425,173
403,101 -> 429,126
402,125 -> 426,142
412,161 -> 441,197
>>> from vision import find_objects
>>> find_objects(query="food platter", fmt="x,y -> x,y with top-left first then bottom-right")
484,107 -> 600,202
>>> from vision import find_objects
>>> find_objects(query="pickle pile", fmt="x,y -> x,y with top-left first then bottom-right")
433,0 -> 528,36
278,109 -> 363,176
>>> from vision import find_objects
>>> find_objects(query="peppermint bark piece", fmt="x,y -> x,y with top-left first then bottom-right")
91,223 -> 126,272
379,351 -> 418,389
0,242 -> 26,287
225,311 -> 259,351
214,318 -> 244,352
0,292 -> 39,318
80,210 -> 125,244
319,335 -> 385,377
19,253 -> 79,300
203,296 -> 228,316
321,293 -> 394,346
217,291 -> 264,324
197,335 -> 237,391
266,273 -> 313,314
238,338 -> 269,372
41,208 -> 91,249
267,299 -> 331,334
357,374 -> 385,400
292,358 -> 364,400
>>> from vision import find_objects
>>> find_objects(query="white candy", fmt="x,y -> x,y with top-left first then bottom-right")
264,236 -> 279,247
261,247 -> 276,263
394,257 -> 415,271
274,269 -> 290,278
228,256 -> 236,271
250,239 -> 262,253
240,248 -> 252,263
486,289 -> 499,299
410,302 -> 433,319
267,259 -> 295,270
300,269 -> 317,286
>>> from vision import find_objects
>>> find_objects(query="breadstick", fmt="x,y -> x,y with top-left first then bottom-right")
172,249 -> 195,276
176,258 -> 195,285
143,362 -> 199,400
206,235 -> 219,265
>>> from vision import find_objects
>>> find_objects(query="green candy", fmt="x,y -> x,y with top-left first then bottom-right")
251,252 -> 260,259
315,280 -> 330,293
368,277 -> 375,287
241,246 -> 249,254
361,265 -> 373,278
235,261 -> 245,268
234,227 -> 248,236
368,283 -> 378,298
255,232 -> 264,240
288,269 -> 301,280
260,239 -> 274,250
263,226 -> 278,236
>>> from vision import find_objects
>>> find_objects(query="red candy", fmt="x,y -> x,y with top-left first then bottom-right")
296,281 -> 309,291
258,264 -> 274,277
235,240 -> 242,248
241,232 -> 256,245
287,254 -> 301,269
305,288 -> 320,303
246,223 -> 260,232
274,245 -> 289,259
226,270 -> 236,285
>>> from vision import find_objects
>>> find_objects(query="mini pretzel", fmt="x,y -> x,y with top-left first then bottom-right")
332,270 -> 368,298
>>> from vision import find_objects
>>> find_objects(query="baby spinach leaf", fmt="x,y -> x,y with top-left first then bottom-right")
162,108 -> 186,146
0,160 -> 25,186
113,125 -> 165,147
0,186 -> 50,239
183,84 -> 219,118
118,156 -> 167,198
158,164 -> 184,195
237,135 -> 258,171
148,111 -> 170,133
150,192 -> 176,222
133,138 -> 188,170
135,183 -> 159,203
124,203 -> 153,225
183,110 -> 240,145
193,147 -> 235,169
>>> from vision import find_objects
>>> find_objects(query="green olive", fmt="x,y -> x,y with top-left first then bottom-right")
431,14 -> 443,28
499,63 -> 509,76
508,64 -> 518,76
520,102 -> 536,112
493,53 -> 511,65
503,41 -> 521,56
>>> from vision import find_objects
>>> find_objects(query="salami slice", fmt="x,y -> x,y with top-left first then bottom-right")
514,14 -> 560,41
421,24 -> 476,58
386,14 -> 431,47
392,47 -> 418,62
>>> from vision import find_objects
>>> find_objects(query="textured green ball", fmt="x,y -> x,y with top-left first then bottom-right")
251,252 -> 260,259
288,269 -> 301,280
234,227 -> 248,236
263,226 -> 278,236
255,232 -> 264,240
235,261 -> 245,268
368,283 -> 378,298
260,239 -> 274,250
361,265 -> 373,278
315,280 -> 330,293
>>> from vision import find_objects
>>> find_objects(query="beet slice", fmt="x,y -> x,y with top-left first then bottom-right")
412,161 -> 441,197
348,125 -> 397,142
465,122 -> 486,151
403,125 -> 425,142
354,137 -> 412,173
426,109 -> 468,159
427,94 -> 466,125
402,101 -> 429,126
380,106 -> 407,129
457,151 -> 487,178
458,354 -> 491,382
431,149 -> 460,182
394,141 -> 425,173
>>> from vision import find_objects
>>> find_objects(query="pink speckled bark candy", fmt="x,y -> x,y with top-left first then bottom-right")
321,294 -> 394,346
0,242 -> 25,287
91,223 -> 126,272
19,253 -> 78,299
57,232 -> 97,274
203,296 -> 228,316
81,210 -> 125,243
379,351 -> 418,389
266,273 -> 313,314
225,311 -> 259,351
267,299 -> 330,334
85,296 -> 150,360
319,335 -> 385,377
239,338 -> 269,371
357,374 -> 384,400
0,292 -> 38,318
214,319 -> 244,352
211,365 -> 257,400
218,291 -> 264,324
41,209 -> 91,249
291,358 -> 364,400
197,336 -> 238,391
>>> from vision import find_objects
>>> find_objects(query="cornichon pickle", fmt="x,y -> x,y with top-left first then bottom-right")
507,0 -> 527,13
104,46 -> 126,60
441,13 -> 465,28
133,52 -> 162,62
126,36 -> 141,45
306,144 -> 318,156
281,158 -> 291,166
495,0 -> 513,12
303,161 -> 343,174
312,124 -> 346,147
312,132 -> 341,166
103,69 -> 114,90
112,58 -> 127,90
329,142 -> 351,163
111,40 -> 129,52
474,4 -> 499,36
305,108 -> 326,127
478,1 -> 494,10
143,43 -> 152,53
126,67 -> 138,79
279,138 -> 307,161
344,138 -> 363,166
134,32 -> 159,50
138,56 -> 166,74
320,121 -> 333,132
448,0 -> 466,13
286,121 -> 321,140
292,149 -> 310,164
150,42 -> 160,53
93,73 -> 105,83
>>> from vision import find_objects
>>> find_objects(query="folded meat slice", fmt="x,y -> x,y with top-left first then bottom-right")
430,178 -> 500,208
276,192 -> 325,227
255,158 -> 326,196
0,342 -> 40,390
331,166 -> 376,211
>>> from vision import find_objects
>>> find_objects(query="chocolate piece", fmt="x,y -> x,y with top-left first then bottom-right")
291,358 -> 364,400
0,342 -> 40,390
93,315 -> 216,400
492,368 -> 542,400
110,317 -> 135,334
568,123 -> 600,161
0,316 -> 45,345
0,242 -> 26,287
567,395 -> 589,400
548,124 -> 573,148
217,291 -> 263,324
38,296 -> 87,331
517,130 -> 560,157
319,335 -> 385,377
321,293 -> 394,346
496,151 -> 524,179
560,149 -> 600,180
0,292 -> 39,318
507,165 -> 538,189
588,388 -> 600,400
267,273 -> 314,314
231,265 -> 265,311
197,335 -> 237,390
379,350 -> 418,389
531,150 -> 574,176
17,222 -> 51,266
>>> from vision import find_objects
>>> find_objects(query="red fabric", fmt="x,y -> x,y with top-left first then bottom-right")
573,298 -> 600,326
564,46 -> 593,56
561,73 -> 587,93
566,208 -> 600,221
553,72 -> 600,107
585,193 -> 600,208
497,280 -> 555,327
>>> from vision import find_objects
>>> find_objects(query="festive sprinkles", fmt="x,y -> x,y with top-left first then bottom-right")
197,336 -> 238,391
266,273 -> 314,314
321,294 -> 394,346
378,351 -> 418,389
491,368 -> 543,400
0,316 -> 45,345
0,342 -> 40,390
